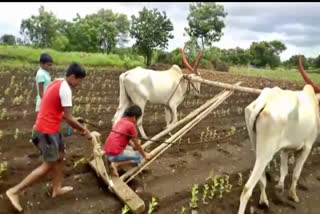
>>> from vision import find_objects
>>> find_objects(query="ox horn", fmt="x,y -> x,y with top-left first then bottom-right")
297,55 -> 320,93
179,43 -> 203,76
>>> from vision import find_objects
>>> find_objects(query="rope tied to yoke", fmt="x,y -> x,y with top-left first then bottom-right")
166,74 -> 200,106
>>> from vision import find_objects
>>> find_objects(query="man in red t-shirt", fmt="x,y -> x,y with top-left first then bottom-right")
6,62 -> 92,212
104,105 -> 151,176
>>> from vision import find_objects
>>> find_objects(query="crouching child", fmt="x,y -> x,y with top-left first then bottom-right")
104,105 -> 151,176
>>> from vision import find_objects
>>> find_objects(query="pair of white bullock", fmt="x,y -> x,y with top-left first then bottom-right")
112,45 -> 319,214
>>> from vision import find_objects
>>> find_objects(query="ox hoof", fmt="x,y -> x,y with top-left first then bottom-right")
258,199 -> 269,209
275,184 -> 284,194
259,197 -> 269,208
288,190 -> 300,203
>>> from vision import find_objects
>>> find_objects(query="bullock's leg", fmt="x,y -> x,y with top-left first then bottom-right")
133,99 -> 148,140
238,132 -> 277,214
276,150 -> 288,193
238,155 -> 273,214
164,106 -> 172,128
169,104 -> 178,125
258,170 -> 269,207
289,144 -> 312,203
112,105 -> 129,126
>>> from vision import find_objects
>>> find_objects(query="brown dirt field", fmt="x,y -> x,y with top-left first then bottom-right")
1,66 -> 320,214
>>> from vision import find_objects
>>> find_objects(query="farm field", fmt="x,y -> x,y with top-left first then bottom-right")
1,65 -> 320,214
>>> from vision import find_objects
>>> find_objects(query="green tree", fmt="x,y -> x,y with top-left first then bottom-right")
0,34 -> 16,45
185,2 -> 227,49
130,7 -> 174,66
307,57 -> 315,68
249,40 -> 286,69
51,34 -> 69,51
269,40 -> 286,55
65,9 -> 130,53
285,55 -> 309,69
314,55 -> 320,68
20,5 -> 61,47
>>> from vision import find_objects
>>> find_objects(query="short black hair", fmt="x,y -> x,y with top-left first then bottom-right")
40,53 -> 53,64
66,62 -> 86,79
123,105 -> 142,118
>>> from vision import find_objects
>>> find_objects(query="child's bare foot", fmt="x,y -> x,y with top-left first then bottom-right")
110,162 -> 119,177
52,186 -> 73,198
6,189 -> 23,212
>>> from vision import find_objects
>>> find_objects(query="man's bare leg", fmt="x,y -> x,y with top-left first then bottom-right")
6,162 -> 52,211
110,161 -> 135,177
52,155 -> 73,198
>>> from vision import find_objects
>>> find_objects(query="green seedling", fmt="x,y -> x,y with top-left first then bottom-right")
224,175 -> 232,193
73,157 -> 88,168
121,204 -> 130,214
180,205 -> 186,214
14,128 -> 19,140
189,184 -> 199,209
0,161 -> 8,178
148,197 -> 158,214
202,184 -> 209,204
238,172 -> 243,186
218,177 -> 225,199
209,176 -> 219,199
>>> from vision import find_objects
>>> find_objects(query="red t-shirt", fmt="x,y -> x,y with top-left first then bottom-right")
104,117 -> 137,155
35,79 -> 72,134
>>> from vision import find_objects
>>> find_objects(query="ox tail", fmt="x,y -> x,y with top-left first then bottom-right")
248,103 -> 265,152
112,72 -> 131,126
247,88 -> 273,151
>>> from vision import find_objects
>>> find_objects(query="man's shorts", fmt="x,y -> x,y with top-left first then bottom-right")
32,130 -> 65,162
105,149 -> 142,165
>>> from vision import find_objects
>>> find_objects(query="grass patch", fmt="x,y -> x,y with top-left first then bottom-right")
230,66 -> 320,85
0,45 -> 144,69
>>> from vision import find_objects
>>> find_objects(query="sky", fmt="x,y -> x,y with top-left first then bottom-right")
1,2 -> 320,61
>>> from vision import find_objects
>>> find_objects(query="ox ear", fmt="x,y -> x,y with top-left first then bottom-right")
298,55 -> 320,93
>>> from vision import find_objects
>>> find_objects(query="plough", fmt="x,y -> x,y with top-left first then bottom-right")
86,56 -> 319,213
86,78 -> 245,214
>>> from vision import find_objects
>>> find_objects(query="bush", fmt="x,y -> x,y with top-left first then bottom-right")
198,58 -> 213,69
213,61 -> 229,72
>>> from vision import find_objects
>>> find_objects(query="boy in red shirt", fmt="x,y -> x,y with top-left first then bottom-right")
6,62 -> 92,212
104,105 -> 151,176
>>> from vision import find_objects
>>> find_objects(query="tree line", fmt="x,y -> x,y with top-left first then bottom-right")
0,3 -> 318,69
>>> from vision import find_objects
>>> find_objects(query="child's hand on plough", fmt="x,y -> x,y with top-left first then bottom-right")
144,152 -> 152,160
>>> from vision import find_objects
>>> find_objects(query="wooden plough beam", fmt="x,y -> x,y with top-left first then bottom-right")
187,74 -> 262,94
120,82 -> 242,183
186,74 -> 320,101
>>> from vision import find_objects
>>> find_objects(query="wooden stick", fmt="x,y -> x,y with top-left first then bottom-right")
189,75 -> 320,101
188,75 -> 262,95
121,82 -> 241,182
121,90 -> 230,181
142,90 -> 227,149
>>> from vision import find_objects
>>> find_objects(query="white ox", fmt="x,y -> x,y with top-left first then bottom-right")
238,57 -> 320,214
112,45 -> 203,139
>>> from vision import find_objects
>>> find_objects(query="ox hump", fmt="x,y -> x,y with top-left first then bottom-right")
170,65 -> 182,74
303,84 -> 316,96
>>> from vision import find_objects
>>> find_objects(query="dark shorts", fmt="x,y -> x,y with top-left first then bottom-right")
105,148 -> 142,165
32,130 -> 65,162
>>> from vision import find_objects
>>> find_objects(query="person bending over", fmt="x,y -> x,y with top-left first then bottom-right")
104,105 -> 151,176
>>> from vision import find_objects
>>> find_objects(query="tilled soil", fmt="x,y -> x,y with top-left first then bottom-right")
1,66 -> 320,214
